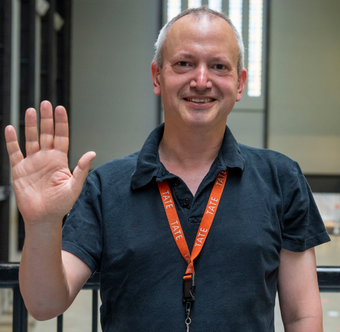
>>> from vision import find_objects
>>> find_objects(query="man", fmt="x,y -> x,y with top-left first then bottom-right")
5,6 -> 329,332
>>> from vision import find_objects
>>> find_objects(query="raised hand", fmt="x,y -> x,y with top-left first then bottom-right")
5,101 -> 96,225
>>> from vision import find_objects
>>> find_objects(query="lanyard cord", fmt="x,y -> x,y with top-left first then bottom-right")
157,169 -> 228,303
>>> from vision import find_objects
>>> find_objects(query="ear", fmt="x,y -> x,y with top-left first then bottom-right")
236,68 -> 247,102
151,61 -> 162,96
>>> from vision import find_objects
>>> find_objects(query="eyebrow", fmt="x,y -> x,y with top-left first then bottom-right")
210,56 -> 229,63
176,53 -> 230,62
175,53 -> 195,60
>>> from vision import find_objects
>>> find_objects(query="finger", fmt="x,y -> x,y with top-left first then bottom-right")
40,100 -> 54,150
72,152 -> 96,193
5,125 -> 24,167
54,105 -> 69,154
25,108 -> 40,155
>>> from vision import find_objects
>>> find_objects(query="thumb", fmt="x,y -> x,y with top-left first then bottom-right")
72,151 -> 96,190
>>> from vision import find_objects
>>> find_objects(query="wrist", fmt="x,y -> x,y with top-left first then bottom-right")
23,220 -> 63,251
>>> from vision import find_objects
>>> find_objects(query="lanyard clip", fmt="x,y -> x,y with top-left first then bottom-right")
185,301 -> 192,330
183,273 -> 196,303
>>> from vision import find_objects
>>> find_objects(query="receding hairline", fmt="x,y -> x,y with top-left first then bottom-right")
164,10 -> 233,51
153,6 -> 245,74
166,12 -> 237,43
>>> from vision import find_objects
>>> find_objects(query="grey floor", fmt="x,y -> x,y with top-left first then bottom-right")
32,235 -> 340,332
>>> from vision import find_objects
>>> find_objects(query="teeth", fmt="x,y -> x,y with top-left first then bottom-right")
187,98 -> 213,103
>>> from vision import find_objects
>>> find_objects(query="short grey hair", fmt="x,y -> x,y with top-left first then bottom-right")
153,6 -> 245,75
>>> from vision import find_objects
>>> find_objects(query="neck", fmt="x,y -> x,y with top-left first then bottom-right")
160,126 -> 224,165
159,124 -> 225,195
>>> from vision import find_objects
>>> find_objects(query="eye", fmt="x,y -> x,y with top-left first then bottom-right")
214,64 -> 226,70
177,61 -> 189,67
172,61 -> 193,73
172,60 -> 194,73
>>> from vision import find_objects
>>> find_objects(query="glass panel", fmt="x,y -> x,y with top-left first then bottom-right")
167,0 -> 182,21
228,0 -> 243,35
313,193 -> 340,236
320,293 -> 340,332
248,0 -> 263,97
188,0 -> 202,8
208,0 -> 222,12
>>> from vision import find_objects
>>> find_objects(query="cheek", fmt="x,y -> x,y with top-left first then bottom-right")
220,80 -> 239,97
161,81 -> 182,99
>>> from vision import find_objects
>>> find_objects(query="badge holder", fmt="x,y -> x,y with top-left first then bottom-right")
183,273 -> 195,331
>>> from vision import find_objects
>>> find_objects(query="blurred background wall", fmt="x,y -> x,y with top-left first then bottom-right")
70,0 -> 160,169
267,0 -> 340,174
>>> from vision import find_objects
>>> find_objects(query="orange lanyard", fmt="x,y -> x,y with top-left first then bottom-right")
157,169 -> 228,304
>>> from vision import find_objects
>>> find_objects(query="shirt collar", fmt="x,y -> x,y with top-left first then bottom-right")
217,125 -> 245,172
130,123 -> 245,190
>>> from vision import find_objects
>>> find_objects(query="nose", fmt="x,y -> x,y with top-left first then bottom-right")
190,65 -> 212,90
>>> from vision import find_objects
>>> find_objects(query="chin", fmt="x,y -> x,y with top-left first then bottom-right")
184,110 -> 225,126
182,116 -> 222,130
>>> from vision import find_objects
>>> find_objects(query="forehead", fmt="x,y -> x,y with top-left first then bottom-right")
164,14 -> 239,61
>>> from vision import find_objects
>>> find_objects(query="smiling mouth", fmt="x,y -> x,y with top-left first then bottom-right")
185,98 -> 214,103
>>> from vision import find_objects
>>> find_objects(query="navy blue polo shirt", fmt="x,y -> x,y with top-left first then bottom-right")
62,124 -> 330,332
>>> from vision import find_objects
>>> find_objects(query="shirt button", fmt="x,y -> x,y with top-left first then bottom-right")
174,179 -> 180,186
181,199 -> 190,207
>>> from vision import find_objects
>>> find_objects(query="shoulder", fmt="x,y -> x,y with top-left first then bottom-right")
86,151 -> 140,190
237,144 -> 305,193
238,143 -> 299,172
94,151 -> 139,174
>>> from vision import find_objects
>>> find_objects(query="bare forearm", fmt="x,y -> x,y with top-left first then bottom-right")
279,249 -> 324,332
284,316 -> 323,332
19,220 -> 71,320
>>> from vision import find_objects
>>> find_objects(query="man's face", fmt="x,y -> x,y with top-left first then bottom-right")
151,14 -> 247,130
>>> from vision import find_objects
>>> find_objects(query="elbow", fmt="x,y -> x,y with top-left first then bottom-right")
283,315 -> 323,332
24,300 -> 67,321
29,310 -> 57,322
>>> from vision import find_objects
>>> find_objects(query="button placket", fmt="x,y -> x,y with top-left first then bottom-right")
172,178 -> 192,211
181,198 -> 190,208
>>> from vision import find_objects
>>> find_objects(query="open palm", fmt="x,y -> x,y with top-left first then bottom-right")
5,101 -> 95,225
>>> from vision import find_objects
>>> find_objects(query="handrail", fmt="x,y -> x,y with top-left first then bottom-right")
0,263 -> 100,287
1,264 -> 340,332
316,266 -> 340,292
1,264 -> 338,290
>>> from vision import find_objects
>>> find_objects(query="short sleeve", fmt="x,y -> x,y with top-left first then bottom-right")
62,172 -> 103,274
281,161 -> 330,252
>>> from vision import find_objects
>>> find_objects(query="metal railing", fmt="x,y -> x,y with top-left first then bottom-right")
0,264 -> 100,332
0,264 -> 340,332
0,186 -> 11,202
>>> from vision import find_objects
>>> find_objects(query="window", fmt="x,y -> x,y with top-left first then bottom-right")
188,0 -> 202,9
208,0 -> 222,12
228,0 -> 243,35
248,0 -> 263,97
167,0 -> 181,22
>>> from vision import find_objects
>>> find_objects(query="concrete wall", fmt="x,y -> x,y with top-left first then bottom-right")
70,0 -> 160,169
268,0 -> 340,174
